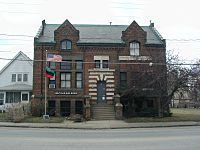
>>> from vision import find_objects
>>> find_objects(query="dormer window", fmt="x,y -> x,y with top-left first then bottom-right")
61,40 -> 72,50
130,41 -> 140,56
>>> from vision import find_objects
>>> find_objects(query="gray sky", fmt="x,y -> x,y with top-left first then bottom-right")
0,0 -> 200,70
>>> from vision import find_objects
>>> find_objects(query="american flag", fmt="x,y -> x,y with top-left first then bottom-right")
47,54 -> 62,62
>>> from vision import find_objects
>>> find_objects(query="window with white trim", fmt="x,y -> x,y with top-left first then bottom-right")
0,92 -> 5,105
76,60 -> 83,70
60,73 -> 71,88
21,92 -> 29,102
49,74 -> 56,88
23,74 -> 28,82
17,74 -> 22,82
130,41 -> 140,56
76,72 -> 83,88
61,40 -> 72,50
11,74 -> 16,82
94,56 -> 109,69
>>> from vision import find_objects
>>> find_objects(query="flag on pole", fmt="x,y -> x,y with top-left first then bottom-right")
47,54 -> 62,62
45,66 -> 55,78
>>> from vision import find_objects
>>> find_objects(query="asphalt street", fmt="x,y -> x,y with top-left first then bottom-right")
1,126 -> 200,150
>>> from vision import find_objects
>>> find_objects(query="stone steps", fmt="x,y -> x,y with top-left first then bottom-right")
92,104 -> 115,120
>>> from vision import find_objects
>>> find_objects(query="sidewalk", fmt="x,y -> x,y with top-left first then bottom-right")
0,120 -> 200,129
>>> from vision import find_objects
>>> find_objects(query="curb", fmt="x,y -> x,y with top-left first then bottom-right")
0,121 -> 200,129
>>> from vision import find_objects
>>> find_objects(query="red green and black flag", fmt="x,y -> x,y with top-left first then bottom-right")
45,66 -> 55,78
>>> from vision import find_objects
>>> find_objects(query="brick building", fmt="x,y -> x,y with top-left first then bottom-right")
32,19 -> 167,119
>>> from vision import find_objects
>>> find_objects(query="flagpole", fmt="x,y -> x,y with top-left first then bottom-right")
43,50 -> 49,119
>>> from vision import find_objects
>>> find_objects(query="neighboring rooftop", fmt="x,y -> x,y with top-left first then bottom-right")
0,51 -> 33,75
35,21 -> 164,45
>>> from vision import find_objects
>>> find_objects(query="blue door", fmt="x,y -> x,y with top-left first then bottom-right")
97,81 -> 106,103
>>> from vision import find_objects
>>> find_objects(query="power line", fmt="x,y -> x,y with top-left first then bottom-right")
0,38 -> 32,41
0,33 -> 34,38
0,1 -> 40,5
1,33 -> 200,42
0,57 -> 199,66
111,2 -> 144,5
0,11 -> 39,14
111,6 -> 142,10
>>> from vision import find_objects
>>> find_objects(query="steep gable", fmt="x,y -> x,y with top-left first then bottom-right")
122,20 -> 147,43
54,19 -> 79,42
0,51 -> 33,88
0,51 -> 32,75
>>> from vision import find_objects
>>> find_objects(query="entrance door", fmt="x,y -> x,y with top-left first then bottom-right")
97,81 -> 106,103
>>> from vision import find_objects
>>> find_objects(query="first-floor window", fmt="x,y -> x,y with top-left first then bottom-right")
76,72 -> 83,88
6,92 -> 21,103
120,72 -> 127,89
60,73 -> 71,88
75,101 -> 83,114
21,92 -> 29,102
0,92 -> 5,105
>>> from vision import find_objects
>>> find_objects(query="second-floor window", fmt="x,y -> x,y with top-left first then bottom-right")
17,74 -> 22,82
49,62 -> 56,70
12,73 -> 28,82
76,60 -> 83,70
49,74 -> 56,88
23,74 -> 28,82
61,40 -> 72,50
12,74 -> 16,82
76,72 -> 83,88
60,72 -> 71,88
60,60 -> 71,70
95,60 -> 101,68
102,60 -> 108,68
130,41 -> 140,56
95,60 -> 109,69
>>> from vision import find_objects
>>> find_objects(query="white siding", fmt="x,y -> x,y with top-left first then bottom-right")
0,53 -> 33,88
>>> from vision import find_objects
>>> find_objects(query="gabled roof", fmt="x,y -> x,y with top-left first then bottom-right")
0,51 -> 33,75
35,22 -> 164,45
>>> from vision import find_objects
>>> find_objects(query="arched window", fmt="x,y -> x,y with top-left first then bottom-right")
130,41 -> 140,56
61,40 -> 72,50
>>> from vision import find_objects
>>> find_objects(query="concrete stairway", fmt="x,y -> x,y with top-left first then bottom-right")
92,104 -> 115,120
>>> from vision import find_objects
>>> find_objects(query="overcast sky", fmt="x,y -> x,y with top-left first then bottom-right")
0,0 -> 200,70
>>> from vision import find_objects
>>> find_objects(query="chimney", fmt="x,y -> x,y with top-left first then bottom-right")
41,19 -> 46,35
150,20 -> 154,27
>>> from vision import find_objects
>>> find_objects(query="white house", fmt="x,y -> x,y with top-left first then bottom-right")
0,51 -> 33,106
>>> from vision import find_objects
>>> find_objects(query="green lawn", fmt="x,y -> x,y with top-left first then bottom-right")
126,108 -> 200,123
22,116 -> 65,123
1,112 -> 65,123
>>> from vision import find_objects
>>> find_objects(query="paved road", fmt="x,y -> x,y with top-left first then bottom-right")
0,126 -> 200,150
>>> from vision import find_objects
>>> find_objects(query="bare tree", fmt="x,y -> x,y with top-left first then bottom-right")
120,50 -> 193,117
189,60 -> 200,106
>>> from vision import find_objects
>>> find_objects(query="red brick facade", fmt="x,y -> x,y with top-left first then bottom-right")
32,19 -> 167,118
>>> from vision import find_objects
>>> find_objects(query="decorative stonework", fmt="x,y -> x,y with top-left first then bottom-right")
88,69 -> 115,103
119,56 -> 152,61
